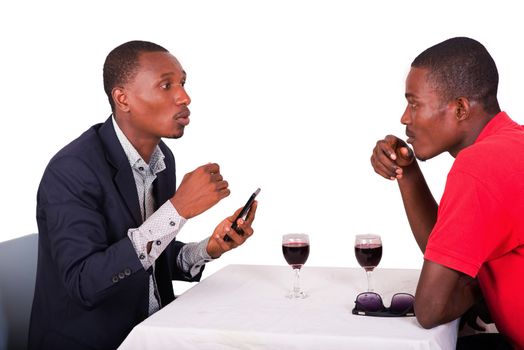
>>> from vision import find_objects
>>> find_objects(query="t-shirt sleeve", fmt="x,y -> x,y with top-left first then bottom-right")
425,168 -> 509,278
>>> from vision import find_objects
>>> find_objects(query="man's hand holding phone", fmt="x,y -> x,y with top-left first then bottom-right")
206,188 -> 260,258
225,188 -> 260,242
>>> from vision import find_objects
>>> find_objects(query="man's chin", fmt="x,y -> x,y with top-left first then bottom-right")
166,128 -> 185,139
414,148 -> 440,162
412,146 -> 427,162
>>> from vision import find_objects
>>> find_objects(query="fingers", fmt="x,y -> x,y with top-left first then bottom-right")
371,137 -> 401,180
218,227 -> 242,248
208,217 -> 254,258
384,135 -> 401,160
399,145 -> 414,161
211,172 -> 223,182
231,218 -> 255,237
207,226 -> 238,258
194,163 -> 230,198
244,201 -> 258,224
210,172 -> 230,199
203,162 -> 220,174
172,163 -> 230,218
202,163 -> 230,197
226,202 -> 257,243
370,153 -> 398,180
224,226 -> 249,245
371,135 -> 414,180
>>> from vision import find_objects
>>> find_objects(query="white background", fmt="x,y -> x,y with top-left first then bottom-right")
1,0 -> 523,292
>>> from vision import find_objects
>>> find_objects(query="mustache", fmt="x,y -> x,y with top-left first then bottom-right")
174,107 -> 190,118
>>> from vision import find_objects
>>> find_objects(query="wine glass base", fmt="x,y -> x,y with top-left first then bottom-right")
286,291 -> 308,299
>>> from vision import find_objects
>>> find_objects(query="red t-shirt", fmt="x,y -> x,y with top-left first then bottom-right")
425,112 -> 524,348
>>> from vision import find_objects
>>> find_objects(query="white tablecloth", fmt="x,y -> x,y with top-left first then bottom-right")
119,264 -> 458,350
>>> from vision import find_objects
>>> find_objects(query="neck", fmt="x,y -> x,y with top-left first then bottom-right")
449,109 -> 500,158
113,115 -> 159,164
129,139 -> 157,164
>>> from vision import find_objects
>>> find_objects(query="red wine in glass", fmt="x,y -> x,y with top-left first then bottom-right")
282,242 -> 310,269
354,244 -> 382,271
354,234 -> 382,292
282,233 -> 310,298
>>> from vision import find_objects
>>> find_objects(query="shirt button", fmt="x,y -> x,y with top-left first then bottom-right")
112,275 -> 119,283
169,221 -> 176,227
155,240 -> 162,246
139,167 -> 144,171
124,268 -> 131,276
139,253 -> 146,260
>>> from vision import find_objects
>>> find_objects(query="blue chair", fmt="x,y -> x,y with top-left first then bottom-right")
0,234 -> 38,350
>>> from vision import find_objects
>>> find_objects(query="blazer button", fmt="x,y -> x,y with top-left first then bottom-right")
112,275 -> 119,283
118,272 -> 125,279
124,268 -> 131,276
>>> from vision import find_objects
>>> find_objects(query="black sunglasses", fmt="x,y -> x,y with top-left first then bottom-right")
352,292 -> 415,317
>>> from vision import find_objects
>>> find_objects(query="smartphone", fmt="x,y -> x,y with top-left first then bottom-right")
224,188 -> 261,242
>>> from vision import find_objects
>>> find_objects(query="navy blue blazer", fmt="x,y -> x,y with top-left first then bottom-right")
29,118 -> 202,350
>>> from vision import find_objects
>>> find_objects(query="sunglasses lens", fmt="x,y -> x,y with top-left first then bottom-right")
390,293 -> 414,314
356,292 -> 383,312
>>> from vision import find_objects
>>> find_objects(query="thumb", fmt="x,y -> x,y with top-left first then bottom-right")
399,146 -> 414,160
228,206 -> 244,222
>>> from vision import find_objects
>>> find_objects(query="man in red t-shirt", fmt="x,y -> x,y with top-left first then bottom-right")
371,37 -> 523,349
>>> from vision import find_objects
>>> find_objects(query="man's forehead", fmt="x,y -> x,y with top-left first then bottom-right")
406,67 -> 432,91
407,67 -> 429,81
137,51 -> 184,73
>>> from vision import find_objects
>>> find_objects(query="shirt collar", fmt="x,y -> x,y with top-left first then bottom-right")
112,116 -> 166,175
475,111 -> 514,144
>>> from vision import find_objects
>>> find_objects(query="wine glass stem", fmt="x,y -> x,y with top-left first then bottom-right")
293,268 -> 301,295
366,270 -> 374,292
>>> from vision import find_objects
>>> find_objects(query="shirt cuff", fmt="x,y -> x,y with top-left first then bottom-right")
178,237 -> 215,278
128,200 -> 187,270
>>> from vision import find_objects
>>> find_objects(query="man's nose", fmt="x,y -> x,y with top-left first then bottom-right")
175,86 -> 191,106
400,106 -> 410,125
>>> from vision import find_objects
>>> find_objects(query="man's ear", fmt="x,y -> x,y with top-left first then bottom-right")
112,87 -> 130,113
454,97 -> 470,121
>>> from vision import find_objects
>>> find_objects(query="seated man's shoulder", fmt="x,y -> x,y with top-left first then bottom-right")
47,123 -> 107,173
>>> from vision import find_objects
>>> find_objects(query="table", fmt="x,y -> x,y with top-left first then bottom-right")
118,264 -> 458,350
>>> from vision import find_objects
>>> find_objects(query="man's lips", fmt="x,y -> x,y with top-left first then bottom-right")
175,108 -> 190,126
405,129 -> 414,144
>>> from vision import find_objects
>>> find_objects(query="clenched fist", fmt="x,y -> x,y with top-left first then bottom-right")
371,135 -> 415,180
170,163 -> 230,219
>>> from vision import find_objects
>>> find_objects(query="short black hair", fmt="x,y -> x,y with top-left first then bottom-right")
412,37 -> 499,114
103,40 -> 168,111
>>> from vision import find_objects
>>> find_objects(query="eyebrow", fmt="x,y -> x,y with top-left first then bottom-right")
159,70 -> 187,80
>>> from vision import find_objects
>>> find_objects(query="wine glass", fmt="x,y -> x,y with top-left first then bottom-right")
354,234 -> 382,292
282,233 -> 310,299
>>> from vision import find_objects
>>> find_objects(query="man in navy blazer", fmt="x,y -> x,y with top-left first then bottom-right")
28,40 -> 257,350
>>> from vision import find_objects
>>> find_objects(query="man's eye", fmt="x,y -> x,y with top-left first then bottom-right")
161,82 -> 171,90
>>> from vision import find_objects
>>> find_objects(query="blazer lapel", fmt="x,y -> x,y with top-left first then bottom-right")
153,141 -> 177,208
98,117 -> 142,226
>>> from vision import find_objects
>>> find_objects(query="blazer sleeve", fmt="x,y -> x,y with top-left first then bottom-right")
38,154 -> 147,310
